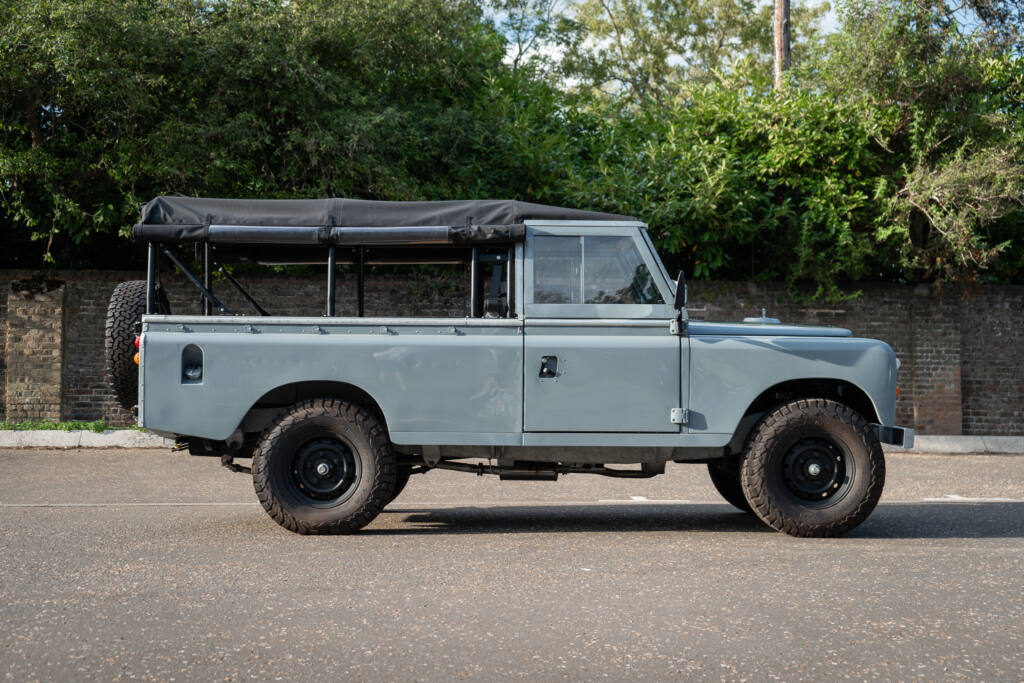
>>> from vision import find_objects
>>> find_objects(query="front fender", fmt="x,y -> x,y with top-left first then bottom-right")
688,335 -> 898,435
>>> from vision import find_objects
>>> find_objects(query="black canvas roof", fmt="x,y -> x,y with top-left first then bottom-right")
133,196 -> 635,245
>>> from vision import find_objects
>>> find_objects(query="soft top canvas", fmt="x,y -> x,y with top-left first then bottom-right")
133,196 -> 635,243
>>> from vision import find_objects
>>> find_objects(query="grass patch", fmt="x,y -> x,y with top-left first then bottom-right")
0,420 -> 141,433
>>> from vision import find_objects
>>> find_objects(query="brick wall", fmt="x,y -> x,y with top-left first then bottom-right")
62,273 -> 138,424
4,278 -> 66,421
2,269 -> 1021,434
0,288 -> 5,421
960,286 -> 1024,436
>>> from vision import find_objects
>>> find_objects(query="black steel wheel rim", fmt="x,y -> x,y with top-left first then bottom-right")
780,437 -> 852,507
291,437 -> 361,508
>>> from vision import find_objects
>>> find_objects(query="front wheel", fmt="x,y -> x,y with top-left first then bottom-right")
252,399 -> 396,534
740,399 -> 885,538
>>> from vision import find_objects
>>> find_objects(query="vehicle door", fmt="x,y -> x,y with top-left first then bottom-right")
522,224 -> 682,433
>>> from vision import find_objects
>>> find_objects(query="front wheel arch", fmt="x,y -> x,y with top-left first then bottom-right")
725,378 -> 880,455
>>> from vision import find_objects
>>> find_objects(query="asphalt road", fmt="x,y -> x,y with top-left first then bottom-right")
1,449 -> 1022,681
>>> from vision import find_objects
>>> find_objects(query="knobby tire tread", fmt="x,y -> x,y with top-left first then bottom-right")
104,280 -> 147,411
740,399 -> 885,538
251,399 -> 395,535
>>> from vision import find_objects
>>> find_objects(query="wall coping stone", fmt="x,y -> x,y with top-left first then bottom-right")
0,430 -> 172,448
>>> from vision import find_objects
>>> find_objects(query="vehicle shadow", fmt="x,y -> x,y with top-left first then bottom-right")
373,502 -> 1024,539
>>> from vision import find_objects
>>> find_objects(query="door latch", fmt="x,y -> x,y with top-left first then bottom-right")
539,355 -> 558,378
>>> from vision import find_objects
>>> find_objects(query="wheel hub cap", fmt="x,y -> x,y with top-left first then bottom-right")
782,437 -> 849,504
292,438 -> 359,504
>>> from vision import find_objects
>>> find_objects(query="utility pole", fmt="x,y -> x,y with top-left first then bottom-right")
773,0 -> 791,90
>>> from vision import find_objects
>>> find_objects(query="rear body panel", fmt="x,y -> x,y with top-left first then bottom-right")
141,317 -> 523,442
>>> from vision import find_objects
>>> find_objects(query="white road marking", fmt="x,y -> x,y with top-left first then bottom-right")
598,496 -> 694,503
921,494 -> 1021,503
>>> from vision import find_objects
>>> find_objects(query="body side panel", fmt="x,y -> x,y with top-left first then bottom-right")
140,317 -> 523,441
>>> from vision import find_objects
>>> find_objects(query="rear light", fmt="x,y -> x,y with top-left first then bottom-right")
133,352 -> 140,366
895,385 -> 900,397
134,336 -> 140,349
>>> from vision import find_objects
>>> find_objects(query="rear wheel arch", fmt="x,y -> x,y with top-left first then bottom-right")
238,380 -> 390,440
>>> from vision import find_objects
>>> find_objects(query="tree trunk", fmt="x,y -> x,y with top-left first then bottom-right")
773,0 -> 791,90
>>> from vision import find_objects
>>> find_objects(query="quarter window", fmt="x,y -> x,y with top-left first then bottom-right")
533,235 -> 663,305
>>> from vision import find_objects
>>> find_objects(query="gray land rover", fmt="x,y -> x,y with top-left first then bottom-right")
106,197 -> 913,537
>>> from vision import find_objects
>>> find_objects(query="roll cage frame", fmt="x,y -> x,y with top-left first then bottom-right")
142,226 -> 519,321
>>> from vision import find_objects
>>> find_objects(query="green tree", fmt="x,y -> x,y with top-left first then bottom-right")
558,72 -> 890,298
0,0 -> 555,267
817,0 -> 1024,283
556,0 -> 829,102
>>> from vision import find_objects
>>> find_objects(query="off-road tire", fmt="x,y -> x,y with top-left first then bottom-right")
707,459 -> 753,513
388,466 -> 413,504
105,280 -> 148,411
740,399 -> 885,538
252,399 -> 396,534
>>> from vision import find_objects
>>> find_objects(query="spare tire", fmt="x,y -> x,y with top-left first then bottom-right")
105,280 -> 169,411
105,281 -> 147,410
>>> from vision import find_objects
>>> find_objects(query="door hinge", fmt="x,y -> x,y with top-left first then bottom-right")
670,408 -> 688,425
669,318 -> 686,335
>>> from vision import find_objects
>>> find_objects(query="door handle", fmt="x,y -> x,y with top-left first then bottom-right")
539,355 -> 558,378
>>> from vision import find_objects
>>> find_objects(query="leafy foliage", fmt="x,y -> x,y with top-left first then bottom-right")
556,0 -> 828,100
0,419 -> 137,432
0,0 -> 1022,298
558,0 -> 1024,296
556,73 -> 890,298
0,0 -> 539,265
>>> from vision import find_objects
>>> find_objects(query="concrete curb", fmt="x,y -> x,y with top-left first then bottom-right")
0,430 -> 1020,453
0,430 -> 174,449
887,435 -> 1024,455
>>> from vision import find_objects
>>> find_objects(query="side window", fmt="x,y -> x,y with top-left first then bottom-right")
532,234 -> 663,305
583,236 -> 663,304
533,236 -> 582,303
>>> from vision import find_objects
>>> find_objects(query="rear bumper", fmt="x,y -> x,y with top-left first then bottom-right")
874,424 -> 915,449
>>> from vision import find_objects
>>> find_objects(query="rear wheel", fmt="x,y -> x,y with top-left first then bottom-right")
252,399 -> 396,534
740,399 -> 885,537
707,459 -> 752,513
